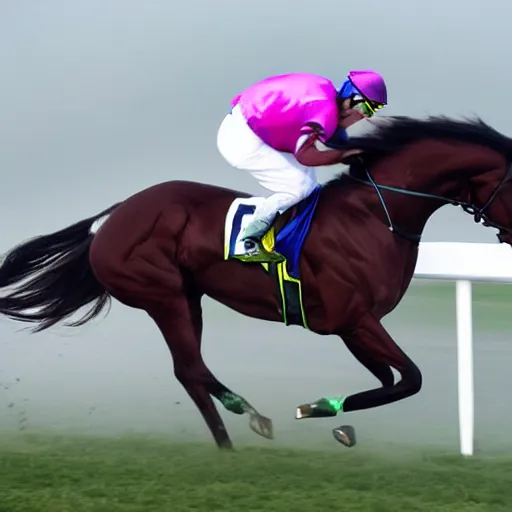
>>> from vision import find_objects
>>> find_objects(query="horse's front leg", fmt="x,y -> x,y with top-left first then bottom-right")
296,313 -> 423,447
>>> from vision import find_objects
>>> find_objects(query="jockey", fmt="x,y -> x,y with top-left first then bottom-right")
217,70 -> 387,261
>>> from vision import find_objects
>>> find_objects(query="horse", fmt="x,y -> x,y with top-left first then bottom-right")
1,115 -> 512,450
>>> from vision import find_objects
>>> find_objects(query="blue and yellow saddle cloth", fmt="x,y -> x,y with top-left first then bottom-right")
224,186 -> 322,329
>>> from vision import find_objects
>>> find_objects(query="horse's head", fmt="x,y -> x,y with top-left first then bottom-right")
333,116 -> 512,246
478,163 -> 512,245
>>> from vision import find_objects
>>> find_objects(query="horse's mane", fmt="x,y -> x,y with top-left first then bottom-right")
326,115 -> 512,184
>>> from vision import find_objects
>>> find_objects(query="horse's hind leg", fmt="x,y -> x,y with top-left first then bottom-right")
149,292 -> 273,445
90,225 -> 272,447
90,225 -> 234,448
147,290 -> 235,449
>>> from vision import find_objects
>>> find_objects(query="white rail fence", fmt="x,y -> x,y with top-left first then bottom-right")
414,242 -> 512,456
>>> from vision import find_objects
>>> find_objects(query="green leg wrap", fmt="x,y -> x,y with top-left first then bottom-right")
296,396 -> 346,419
219,391 -> 246,415
325,396 -> 346,413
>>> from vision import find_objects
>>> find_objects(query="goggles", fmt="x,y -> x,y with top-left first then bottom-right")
349,94 -> 385,118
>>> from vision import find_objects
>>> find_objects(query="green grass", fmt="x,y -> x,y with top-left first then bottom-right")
407,280 -> 512,303
1,434 -> 512,511
390,280 -> 512,331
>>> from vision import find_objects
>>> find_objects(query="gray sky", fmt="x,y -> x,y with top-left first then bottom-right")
1,0 -> 511,447
0,0 -> 507,245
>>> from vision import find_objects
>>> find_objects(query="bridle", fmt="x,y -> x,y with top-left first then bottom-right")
347,162 -> 512,243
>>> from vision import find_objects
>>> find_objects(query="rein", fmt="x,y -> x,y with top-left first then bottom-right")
347,163 -> 512,243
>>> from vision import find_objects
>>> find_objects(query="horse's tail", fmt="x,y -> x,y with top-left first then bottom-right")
0,202 -> 122,332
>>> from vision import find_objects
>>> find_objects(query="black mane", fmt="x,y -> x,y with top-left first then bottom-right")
335,115 -> 512,160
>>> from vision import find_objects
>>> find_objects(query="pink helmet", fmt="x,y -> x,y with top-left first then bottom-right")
339,70 -> 388,105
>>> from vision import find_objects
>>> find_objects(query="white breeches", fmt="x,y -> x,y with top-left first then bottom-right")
216,104 -> 318,223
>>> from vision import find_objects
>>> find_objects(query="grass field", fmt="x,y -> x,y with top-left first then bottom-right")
1,281 -> 511,511
1,433 -> 512,512
397,280 -> 512,331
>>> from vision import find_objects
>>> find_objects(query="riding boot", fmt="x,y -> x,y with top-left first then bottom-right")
241,219 -> 284,263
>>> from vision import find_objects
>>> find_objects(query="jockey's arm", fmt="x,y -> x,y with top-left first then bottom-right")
295,125 -> 352,167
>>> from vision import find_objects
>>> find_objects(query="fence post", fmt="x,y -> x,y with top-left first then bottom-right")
455,279 -> 474,456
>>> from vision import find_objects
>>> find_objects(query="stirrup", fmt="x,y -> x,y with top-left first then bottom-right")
242,238 -> 284,263
243,238 -> 260,254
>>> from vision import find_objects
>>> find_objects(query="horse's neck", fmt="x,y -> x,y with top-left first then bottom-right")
362,146 -> 476,238
353,178 -> 444,238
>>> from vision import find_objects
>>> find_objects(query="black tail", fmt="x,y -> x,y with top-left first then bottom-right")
0,202 -> 121,332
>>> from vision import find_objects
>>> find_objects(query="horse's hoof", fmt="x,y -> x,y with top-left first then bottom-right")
218,441 -> 235,451
332,425 -> 356,447
296,399 -> 338,419
219,446 -> 236,453
296,403 -> 314,419
249,413 -> 274,440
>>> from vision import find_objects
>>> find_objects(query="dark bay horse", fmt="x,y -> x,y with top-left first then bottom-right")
1,115 -> 512,450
